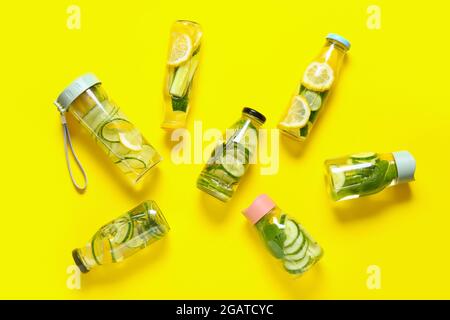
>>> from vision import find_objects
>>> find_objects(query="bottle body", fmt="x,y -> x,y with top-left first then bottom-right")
197,108 -> 265,202
72,200 -> 170,273
243,195 -> 323,275
325,152 -> 403,201
278,35 -> 349,141
162,20 -> 203,129
68,83 -> 162,183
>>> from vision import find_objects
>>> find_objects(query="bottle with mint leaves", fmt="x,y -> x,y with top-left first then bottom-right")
325,151 -> 416,201
243,195 -> 323,275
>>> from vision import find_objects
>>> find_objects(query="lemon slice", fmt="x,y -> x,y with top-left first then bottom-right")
279,95 -> 311,129
302,62 -> 334,92
177,21 -> 202,51
167,33 -> 192,66
119,129 -> 143,151
192,29 -> 203,51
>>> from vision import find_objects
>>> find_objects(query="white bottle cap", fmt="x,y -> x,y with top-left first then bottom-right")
392,151 -> 416,184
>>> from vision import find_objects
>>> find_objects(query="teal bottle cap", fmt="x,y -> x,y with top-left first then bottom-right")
393,151 -> 416,184
326,33 -> 351,50
55,73 -> 101,112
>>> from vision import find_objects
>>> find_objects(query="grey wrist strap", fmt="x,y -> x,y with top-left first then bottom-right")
60,113 -> 88,191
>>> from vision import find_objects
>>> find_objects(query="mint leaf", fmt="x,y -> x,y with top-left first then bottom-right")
171,96 -> 189,112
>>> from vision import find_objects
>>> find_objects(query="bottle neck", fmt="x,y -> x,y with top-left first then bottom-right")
242,114 -> 264,128
72,248 -> 98,273
318,40 -> 348,72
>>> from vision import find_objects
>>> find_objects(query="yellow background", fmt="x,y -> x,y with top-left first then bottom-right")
0,0 -> 449,299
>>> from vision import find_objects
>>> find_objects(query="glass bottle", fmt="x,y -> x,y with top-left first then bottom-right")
72,200 -> 170,273
243,195 -> 323,275
55,73 -> 162,185
325,151 -> 416,201
278,34 -> 350,141
162,20 -> 203,129
197,108 -> 266,202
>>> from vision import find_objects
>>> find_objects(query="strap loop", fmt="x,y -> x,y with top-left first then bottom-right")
59,112 -> 88,191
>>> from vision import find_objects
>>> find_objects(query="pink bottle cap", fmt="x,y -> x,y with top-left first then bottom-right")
242,194 -> 276,224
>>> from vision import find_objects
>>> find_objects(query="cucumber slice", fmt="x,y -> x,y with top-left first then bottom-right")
126,236 -> 145,248
122,157 -> 147,170
351,152 -> 378,161
91,238 -> 102,265
90,237 -> 115,265
109,142 -> 131,158
109,239 -> 117,263
283,256 -> 311,275
330,166 -> 346,190
133,145 -> 156,164
284,230 -> 305,255
170,60 -> 192,98
210,167 -> 238,185
220,154 -> 245,178
186,54 -> 200,85
279,214 -> 287,225
285,239 -> 309,262
115,161 -> 133,174
111,218 -> 133,244
283,219 -> 300,247
82,106 -> 104,129
84,102 -> 117,132
100,118 -> 131,143
307,243 -> 323,259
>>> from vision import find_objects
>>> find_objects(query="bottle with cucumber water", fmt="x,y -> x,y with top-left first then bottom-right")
72,200 -> 170,273
162,20 -> 202,129
325,151 -> 416,201
197,108 -> 266,202
54,73 -> 162,190
278,34 -> 350,141
243,195 -> 323,275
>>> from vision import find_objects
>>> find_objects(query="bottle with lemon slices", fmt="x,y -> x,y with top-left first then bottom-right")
197,108 -> 266,202
72,200 -> 170,273
324,151 -> 416,201
278,34 -> 350,141
56,74 -> 162,184
243,195 -> 323,275
162,20 -> 202,129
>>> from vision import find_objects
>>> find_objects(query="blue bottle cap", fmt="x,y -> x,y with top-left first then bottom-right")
55,73 -> 101,112
326,33 -> 351,50
392,151 -> 416,184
